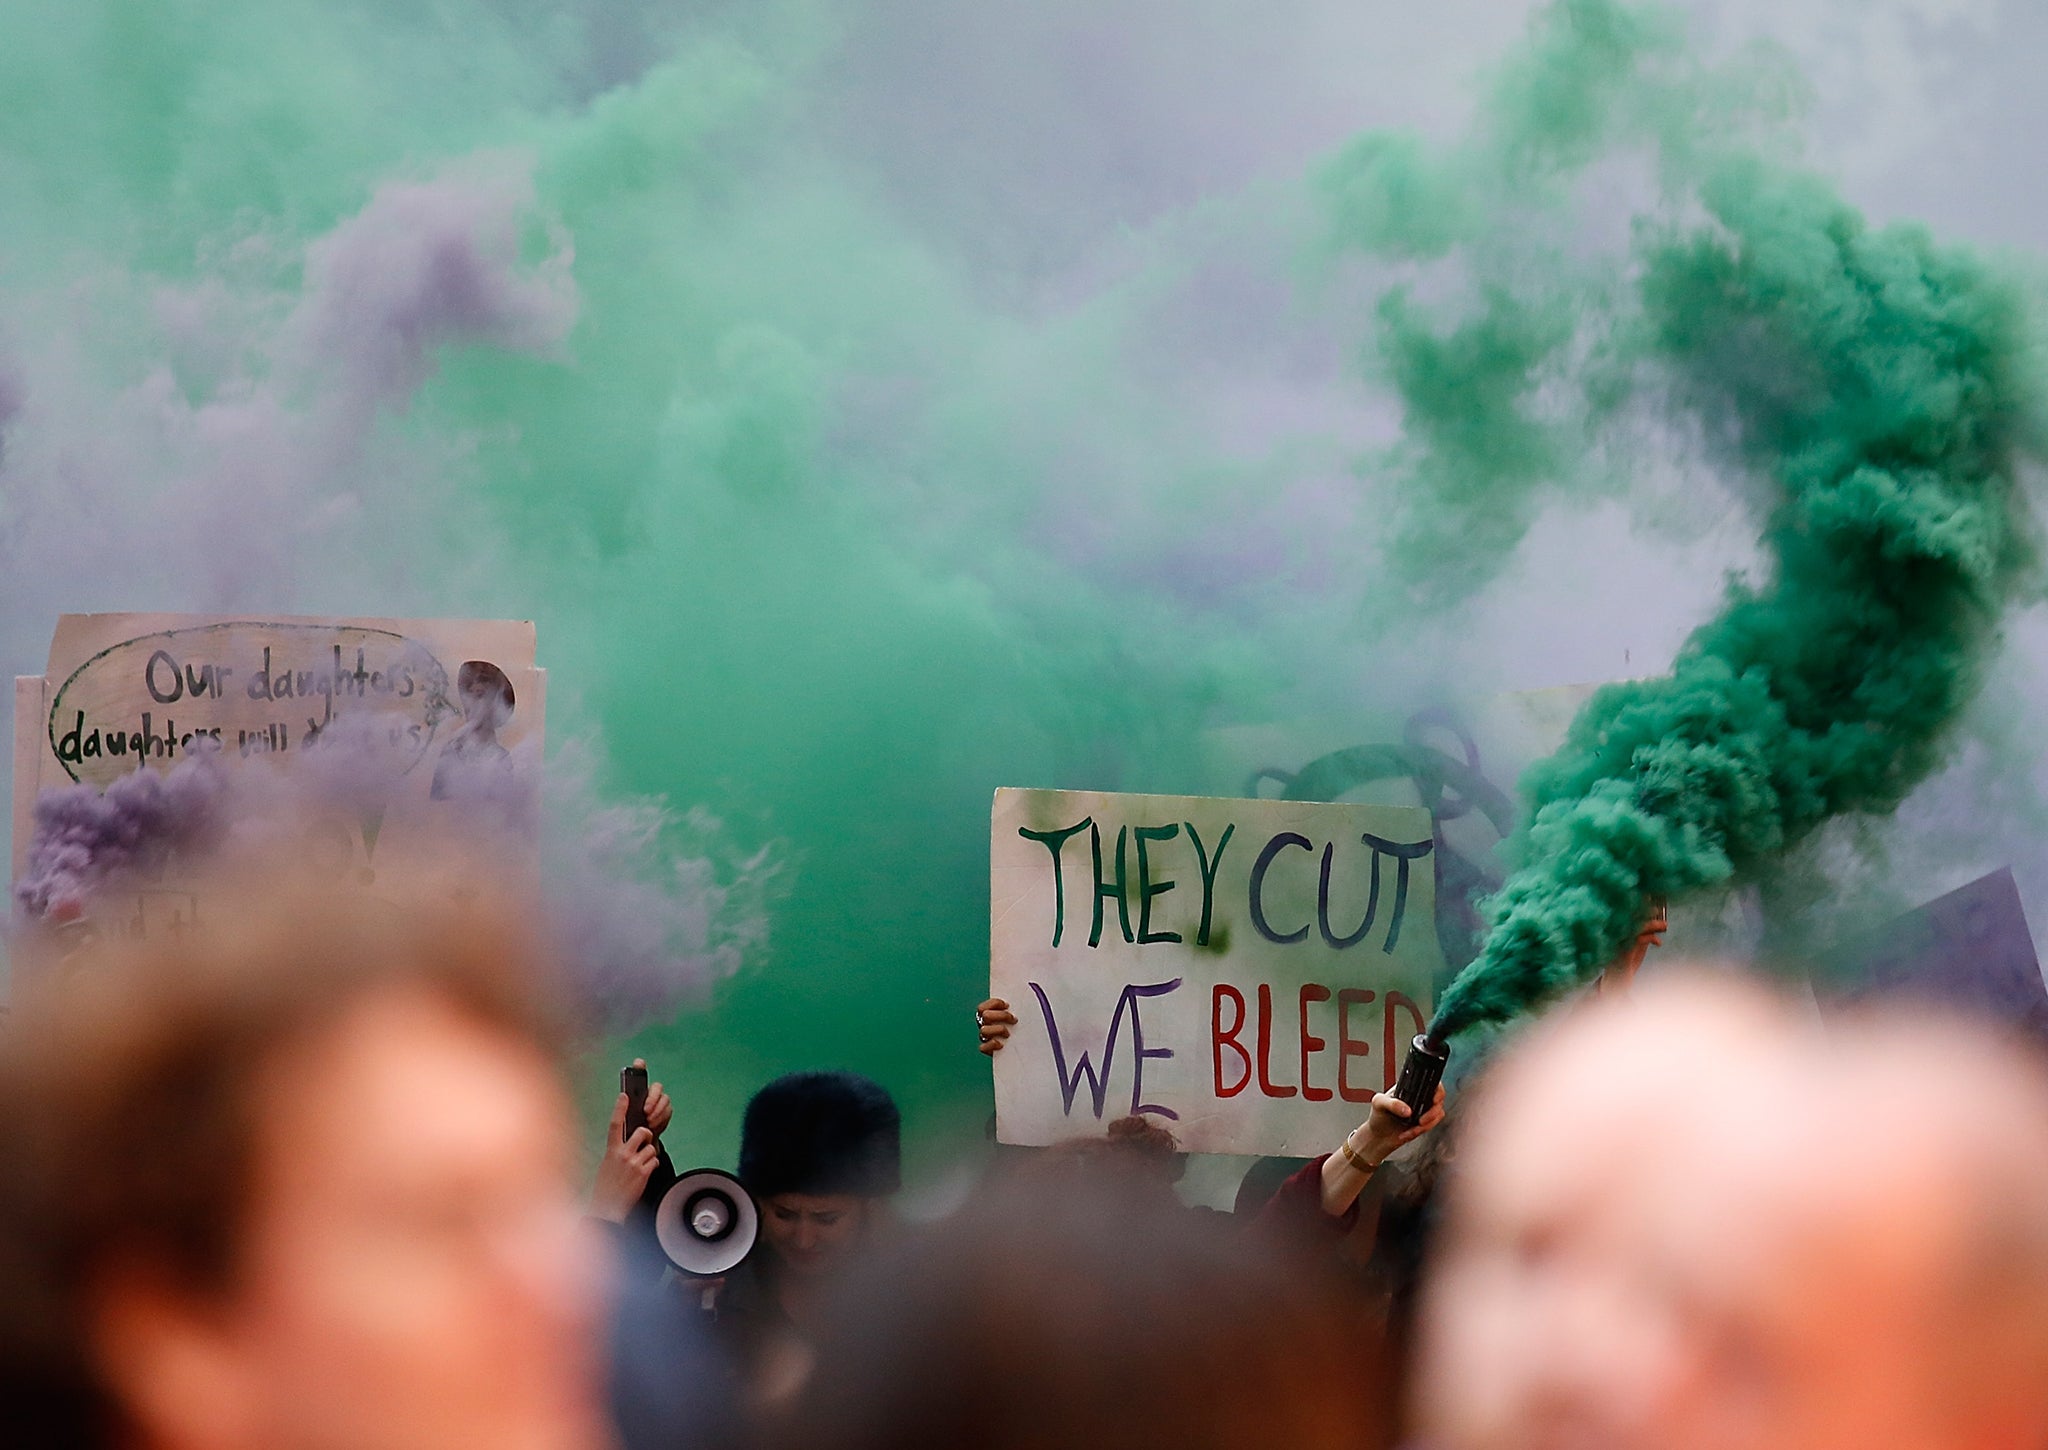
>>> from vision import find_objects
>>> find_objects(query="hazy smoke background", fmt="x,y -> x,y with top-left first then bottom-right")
2,0 -> 2045,1173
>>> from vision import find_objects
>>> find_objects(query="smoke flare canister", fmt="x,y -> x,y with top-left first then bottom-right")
1391,1033 -> 1449,1122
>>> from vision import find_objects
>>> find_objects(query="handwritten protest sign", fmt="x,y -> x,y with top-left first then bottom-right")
12,614 -> 544,926
991,788 -> 1445,1156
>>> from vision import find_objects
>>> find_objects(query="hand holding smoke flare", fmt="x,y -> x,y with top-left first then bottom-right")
1425,179 -> 2038,1046
1349,1 -> 2047,1107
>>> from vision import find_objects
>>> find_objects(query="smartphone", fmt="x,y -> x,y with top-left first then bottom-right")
620,1063 -> 650,1142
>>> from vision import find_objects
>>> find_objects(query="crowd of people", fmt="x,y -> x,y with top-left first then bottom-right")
6,870 -> 2048,1450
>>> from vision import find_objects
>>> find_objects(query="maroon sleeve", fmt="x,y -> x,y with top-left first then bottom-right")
1254,1153 -> 1358,1239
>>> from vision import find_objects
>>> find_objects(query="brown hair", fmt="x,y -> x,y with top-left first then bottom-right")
0,865 -> 564,1447
1018,1115 -> 1186,1197
782,1175 -> 1392,1450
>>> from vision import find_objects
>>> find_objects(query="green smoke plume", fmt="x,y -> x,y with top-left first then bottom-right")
1317,0 -> 2045,1035
3,0 -> 2041,1167
0,0 -> 1414,1171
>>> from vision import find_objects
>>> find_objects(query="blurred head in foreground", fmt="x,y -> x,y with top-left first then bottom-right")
0,867 -> 607,1450
780,1175 -> 1391,1450
1414,968 -> 2048,1450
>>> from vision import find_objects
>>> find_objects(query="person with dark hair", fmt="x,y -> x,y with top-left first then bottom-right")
702,1070 -> 903,1418
740,1071 -> 902,1220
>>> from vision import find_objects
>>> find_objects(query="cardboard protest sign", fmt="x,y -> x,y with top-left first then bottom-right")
991,788 -> 1445,1157
12,614 -> 544,924
1818,868 -> 2048,1044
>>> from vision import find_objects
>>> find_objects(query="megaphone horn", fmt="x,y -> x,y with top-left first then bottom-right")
654,1168 -> 758,1278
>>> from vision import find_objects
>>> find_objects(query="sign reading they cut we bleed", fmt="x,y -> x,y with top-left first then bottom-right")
990,788 -> 1443,1158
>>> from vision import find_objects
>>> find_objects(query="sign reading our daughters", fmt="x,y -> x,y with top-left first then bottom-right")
44,622 -> 459,783
990,788 -> 1444,1157
12,614 -> 545,891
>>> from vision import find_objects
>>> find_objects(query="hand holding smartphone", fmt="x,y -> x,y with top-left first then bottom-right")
620,1061 -> 650,1142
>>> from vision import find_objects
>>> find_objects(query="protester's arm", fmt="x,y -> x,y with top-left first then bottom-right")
590,1092 -> 662,1224
1253,1084 -> 1445,1244
1316,1085 -> 1445,1218
977,998 -> 1017,1056
608,1064 -> 680,1282
633,1065 -> 678,1209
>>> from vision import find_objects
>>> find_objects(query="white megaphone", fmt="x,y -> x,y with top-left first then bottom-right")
654,1168 -> 759,1278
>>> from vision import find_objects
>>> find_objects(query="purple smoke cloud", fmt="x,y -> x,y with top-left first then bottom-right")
11,729 -> 777,1039
291,161 -> 577,419
13,749 -> 231,922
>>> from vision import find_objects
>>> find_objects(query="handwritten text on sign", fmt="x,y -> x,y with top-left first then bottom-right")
990,789 -> 1443,1157
45,621 -> 458,787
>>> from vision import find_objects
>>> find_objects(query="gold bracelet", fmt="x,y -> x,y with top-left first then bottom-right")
1339,1136 -> 1378,1176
